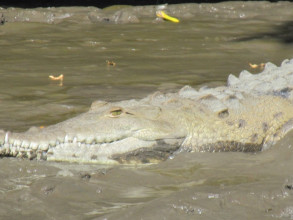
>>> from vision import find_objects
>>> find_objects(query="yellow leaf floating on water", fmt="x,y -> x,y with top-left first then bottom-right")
156,10 -> 180,23
49,74 -> 64,86
249,63 -> 258,68
49,74 -> 64,80
249,63 -> 265,69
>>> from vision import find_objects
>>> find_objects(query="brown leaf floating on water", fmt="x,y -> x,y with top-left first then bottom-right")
106,60 -> 116,66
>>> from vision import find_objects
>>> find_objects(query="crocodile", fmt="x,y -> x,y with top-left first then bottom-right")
1,59 -> 293,164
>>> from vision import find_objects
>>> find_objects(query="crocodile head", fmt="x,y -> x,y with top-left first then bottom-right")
0,100 -> 187,164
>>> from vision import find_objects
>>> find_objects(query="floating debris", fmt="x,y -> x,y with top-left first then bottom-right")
106,60 -> 116,66
249,63 -> 265,69
156,10 -> 179,23
49,74 -> 63,80
49,74 -> 64,86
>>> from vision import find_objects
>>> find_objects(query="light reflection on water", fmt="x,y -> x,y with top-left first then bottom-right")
0,2 -> 293,219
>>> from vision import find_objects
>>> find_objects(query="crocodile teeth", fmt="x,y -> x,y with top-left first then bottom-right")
56,137 -> 64,144
0,130 -> 6,145
49,139 -> 56,147
21,140 -> 30,148
9,138 -> 14,145
85,136 -> 95,144
47,148 -> 54,155
5,132 -> 10,144
27,151 -> 37,159
39,143 -> 49,151
64,135 -> 69,143
30,142 -> 38,150
77,135 -> 86,143
11,147 -> 17,157
14,139 -> 21,147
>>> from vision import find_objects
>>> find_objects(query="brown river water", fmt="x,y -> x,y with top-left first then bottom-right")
1,1 -> 293,219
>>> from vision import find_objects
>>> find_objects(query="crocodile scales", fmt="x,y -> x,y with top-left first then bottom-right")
1,59 -> 293,164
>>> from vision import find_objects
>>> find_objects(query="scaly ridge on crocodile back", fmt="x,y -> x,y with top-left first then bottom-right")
1,59 -> 293,164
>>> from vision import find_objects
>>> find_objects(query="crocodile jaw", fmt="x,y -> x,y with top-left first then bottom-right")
0,128 -> 185,164
47,137 -> 184,164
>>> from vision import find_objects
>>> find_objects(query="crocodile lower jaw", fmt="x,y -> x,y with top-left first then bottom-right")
0,133 -> 184,164
47,137 -> 184,164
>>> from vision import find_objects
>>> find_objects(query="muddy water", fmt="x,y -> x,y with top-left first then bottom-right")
0,2 -> 293,219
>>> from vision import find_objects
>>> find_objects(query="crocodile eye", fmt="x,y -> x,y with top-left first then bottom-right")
109,108 -> 124,117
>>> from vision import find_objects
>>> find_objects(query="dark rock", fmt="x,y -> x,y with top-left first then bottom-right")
0,13 -> 6,25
